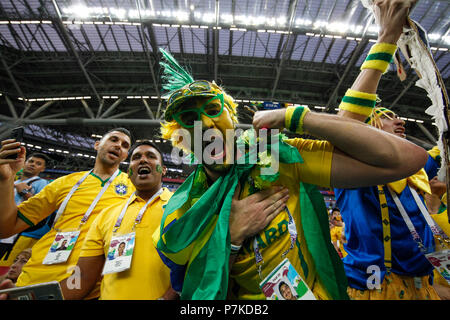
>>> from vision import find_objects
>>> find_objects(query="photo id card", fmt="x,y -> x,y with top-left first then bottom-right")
43,230 -> 80,265
102,232 -> 136,275
259,258 -> 316,300
425,249 -> 450,285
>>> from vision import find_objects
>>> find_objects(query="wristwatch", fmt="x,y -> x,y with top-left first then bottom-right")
19,188 -> 31,197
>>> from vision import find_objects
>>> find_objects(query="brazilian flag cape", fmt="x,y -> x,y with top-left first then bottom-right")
155,136 -> 348,300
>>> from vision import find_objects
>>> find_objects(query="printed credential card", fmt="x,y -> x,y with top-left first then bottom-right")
259,258 -> 316,300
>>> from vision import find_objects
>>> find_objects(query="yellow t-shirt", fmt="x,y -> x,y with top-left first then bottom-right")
16,171 -> 134,299
330,225 -> 348,258
80,188 -> 172,300
229,138 -> 334,299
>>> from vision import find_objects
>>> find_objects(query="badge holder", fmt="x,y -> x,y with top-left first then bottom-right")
259,258 -> 315,300
42,229 -> 81,265
253,206 -> 314,299
102,231 -> 136,275
102,189 -> 162,275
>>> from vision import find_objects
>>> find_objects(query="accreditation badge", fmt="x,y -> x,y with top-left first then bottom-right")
259,258 -> 316,300
425,249 -> 450,285
102,232 -> 136,275
42,230 -> 80,265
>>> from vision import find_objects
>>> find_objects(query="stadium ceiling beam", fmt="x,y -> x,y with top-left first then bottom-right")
81,99 -> 95,119
99,97 -> 124,119
324,36 -> 370,112
134,4 -> 160,101
389,51 -> 447,108
4,94 -> 18,119
213,0 -> 219,82
417,122 -> 437,144
49,0 -> 102,103
27,100 -> 55,119
0,50 -> 26,101
270,0 -> 299,100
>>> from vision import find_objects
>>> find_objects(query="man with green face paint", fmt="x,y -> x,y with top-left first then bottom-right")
60,140 -> 177,300
154,0 -> 427,301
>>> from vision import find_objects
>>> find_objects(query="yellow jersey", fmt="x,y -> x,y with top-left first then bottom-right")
229,138 -> 334,299
330,225 -> 348,258
80,188 -> 172,300
16,171 -> 134,299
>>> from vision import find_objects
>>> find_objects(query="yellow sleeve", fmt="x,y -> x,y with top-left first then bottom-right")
285,138 -> 334,188
427,146 -> 440,160
17,176 -> 64,226
330,227 -> 338,242
79,208 -> 109,258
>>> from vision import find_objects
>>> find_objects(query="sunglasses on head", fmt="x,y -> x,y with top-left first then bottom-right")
173,93 -> 224,128
167,80 -> 217,106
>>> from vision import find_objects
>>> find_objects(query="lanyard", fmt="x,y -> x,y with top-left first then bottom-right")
253,206 -> 297,279
377,186 -> 393,273
52,169 -> 121,230
386,185 -> 449,256
113,188 -> 163,233
14,176 -> 40,185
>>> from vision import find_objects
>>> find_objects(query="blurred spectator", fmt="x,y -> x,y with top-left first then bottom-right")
329,208 -> 347,258
0,248 -> 31,284
424,176 -> 450,300
0,153 -> 52,276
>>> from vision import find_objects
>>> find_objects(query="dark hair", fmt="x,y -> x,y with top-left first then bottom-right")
128,140 -> 164,165
331,207 -> 340,213
103,127 -> 133,144
27,152 -> 50,165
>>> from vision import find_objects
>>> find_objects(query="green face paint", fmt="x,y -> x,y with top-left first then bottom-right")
128,168 -> 133,177
156,164 -> 163,173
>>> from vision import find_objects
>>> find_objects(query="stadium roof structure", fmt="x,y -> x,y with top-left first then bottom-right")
0,0 -> 449,170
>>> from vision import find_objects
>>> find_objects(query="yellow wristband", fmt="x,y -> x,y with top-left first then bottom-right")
338,89 -> 377,117
285,106 -> 310,135
361,42 -> 397,74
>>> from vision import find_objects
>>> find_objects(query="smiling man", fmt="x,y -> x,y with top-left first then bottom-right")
154,0 -> 427,300
0,128 -> 135,299
334,106 -> 441,300
59,140 -> 176,300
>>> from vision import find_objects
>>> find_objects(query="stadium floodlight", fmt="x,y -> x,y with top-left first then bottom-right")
327,22 -> 348,33
277,16 -> 286,26
128,9 -> 139,19
175,10 -> 189,21
202,13 -> 216,23
428,33 -> 441,41
72,5 -> 90,19
368,24 -> 379,34
221,14 -> 233,24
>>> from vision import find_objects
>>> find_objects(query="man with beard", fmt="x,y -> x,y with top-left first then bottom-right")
0,128 -> 134,300
154,0 -> 424,300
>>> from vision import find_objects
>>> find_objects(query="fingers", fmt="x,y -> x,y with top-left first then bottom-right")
263,194 -> 290,225
0,140 -> 23,159
261,187 -> 289,209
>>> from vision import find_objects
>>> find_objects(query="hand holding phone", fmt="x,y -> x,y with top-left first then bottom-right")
0,281 -> 63,300
5,127 -> 24,160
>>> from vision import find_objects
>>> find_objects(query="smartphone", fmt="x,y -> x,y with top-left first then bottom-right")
0,281 -> 63,300
5,126 -> 24,160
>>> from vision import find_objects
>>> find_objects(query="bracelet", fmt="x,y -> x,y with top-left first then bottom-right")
338,89 -> 377,118
285,106 -> 310,135
230,243 -> 242,255
361,42 -> 397,74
